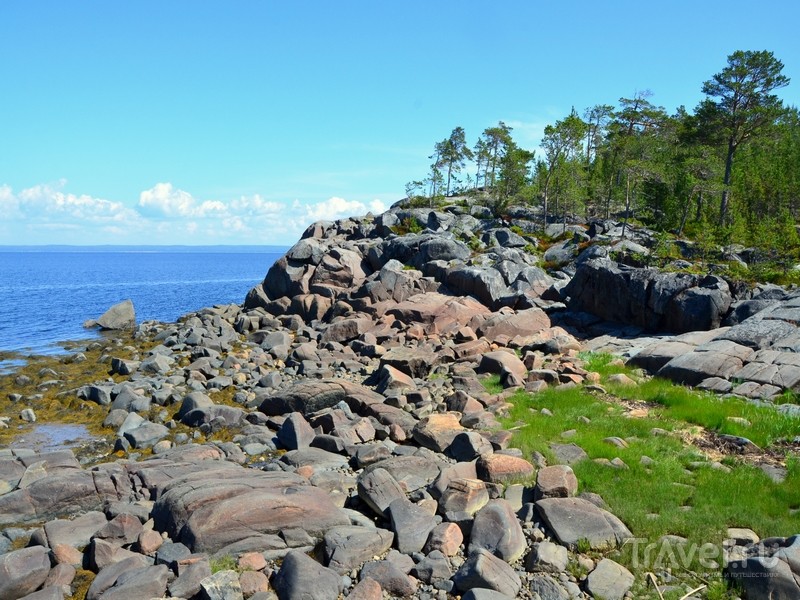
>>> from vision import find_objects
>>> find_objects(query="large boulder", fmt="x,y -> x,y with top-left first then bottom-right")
0,546 -> 51,600
535,497 -> 633,550
94,299 -> 136,330
152,469 -> 350,554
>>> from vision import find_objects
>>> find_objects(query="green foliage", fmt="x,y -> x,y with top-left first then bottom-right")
210,554 -> 239,574
391,217 -> 424,236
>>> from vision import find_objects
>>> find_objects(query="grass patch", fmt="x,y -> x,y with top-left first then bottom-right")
502,356 -> 800,597
481,373 -> 504,395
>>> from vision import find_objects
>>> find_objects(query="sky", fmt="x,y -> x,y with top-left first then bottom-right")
2,1 -> 799,246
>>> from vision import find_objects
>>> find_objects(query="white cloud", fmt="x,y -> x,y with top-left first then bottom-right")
305,196 -> 386,222
138,182 -> 196,217
0,180 -> 389,245
2,180 -> 139,226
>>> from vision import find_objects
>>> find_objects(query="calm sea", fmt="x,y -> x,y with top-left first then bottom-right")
0,246 -> 286,356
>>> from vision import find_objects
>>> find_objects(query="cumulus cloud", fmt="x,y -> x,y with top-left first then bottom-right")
138,182 -> 196,217
1,180 -> 139,226
1,179 -> 392,245
305,196 -> 386,222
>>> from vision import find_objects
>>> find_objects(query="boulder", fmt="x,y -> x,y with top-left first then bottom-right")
94,300 -> 136,330
0,546 -> 51,600
469,499 -> 526,562
535,497 -> 633,550
585,558 -> 635,600
323,526 -> 394,575
452,548 -> 521,597
388,498 -> 439,554
272,550 -> 342,600
151,469 -> 349,554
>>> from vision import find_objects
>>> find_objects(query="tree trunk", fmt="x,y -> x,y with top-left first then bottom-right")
621,172 -> 631,239
446,163 -> 453,196
719,138 -> 736,225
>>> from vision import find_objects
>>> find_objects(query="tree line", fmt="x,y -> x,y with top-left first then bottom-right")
406,50 -> 799,256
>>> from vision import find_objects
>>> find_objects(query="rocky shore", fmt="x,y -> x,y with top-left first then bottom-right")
1,199 -> 799,600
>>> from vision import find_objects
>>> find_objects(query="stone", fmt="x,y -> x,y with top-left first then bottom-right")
95,564 -> 170,600
424,522 -> 464,556
526,540 -> 568,573
461,591 -> 516,600
448,431 -> 494,462
346,577 -> 382,600
479,351 -> 527,381
277,412 -> 316,450
528,574 -> 570,600
323,526 -> 394,575
357,467 -> 406,517
452,548 -> 522,597
124,421 -> 170,449
151,469 -> 349,554
44,510 -> 108,549
168,556 -> 211,599
658,340 -> 754,386
388,498 -> 439,554
469,499 -> 526,562
535,465 -> 578,499
200,569 -> 244,600
85,554 -> 151,600
548,442 -> 588,465
438,478 -> 490,516
476,453 -> 535,483
585,558 -> 635,600
96,299 -> 136,330
272,550 -> 342,600
410,550 -> 452,585
359,560 -> 417,598
412,413 -> 465,453
239,570 -> 270,598
137,529 -> 163,555
535,497 -> 633,550
0,546 -> 51,600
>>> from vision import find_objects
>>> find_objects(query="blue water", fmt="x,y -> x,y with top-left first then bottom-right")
0,246 -> 286,355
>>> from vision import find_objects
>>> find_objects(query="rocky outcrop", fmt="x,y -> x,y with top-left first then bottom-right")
564,259 -> 732,333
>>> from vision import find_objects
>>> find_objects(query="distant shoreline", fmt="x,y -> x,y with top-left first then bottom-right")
0,245 -> 290,253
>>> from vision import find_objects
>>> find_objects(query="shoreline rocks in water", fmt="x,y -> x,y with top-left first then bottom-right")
1,201 -> 798,600
83,300 -> 136,331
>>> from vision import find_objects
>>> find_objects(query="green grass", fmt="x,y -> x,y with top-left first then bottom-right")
499,355 -> 800,598
481,373 -> 504,394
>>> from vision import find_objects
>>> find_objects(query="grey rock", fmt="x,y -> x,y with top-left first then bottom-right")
200,569 -> 244,600
528,574 -> 570,600
86,555 -> 151,600
96,564 -> 169,600
272,550 -> 342,600
388,498 -> 439,554
168,556 -> 211,599
0,546 -> 51,600
535,497 -> 633,550
452,548 -> 522,597
323,525 -> 394,575
277,412 -> 316,450
526,541 -> 568,573
469,499 -> 526,562
96,300 -> 136,330
359,559 -> 417,598
585,558 -> 634,600
123,421 -> 169,450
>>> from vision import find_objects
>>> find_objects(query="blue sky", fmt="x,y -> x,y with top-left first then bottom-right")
2,1 -> 799,245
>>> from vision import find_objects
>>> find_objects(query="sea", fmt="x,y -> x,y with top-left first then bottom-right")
0,246 -> 287,360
